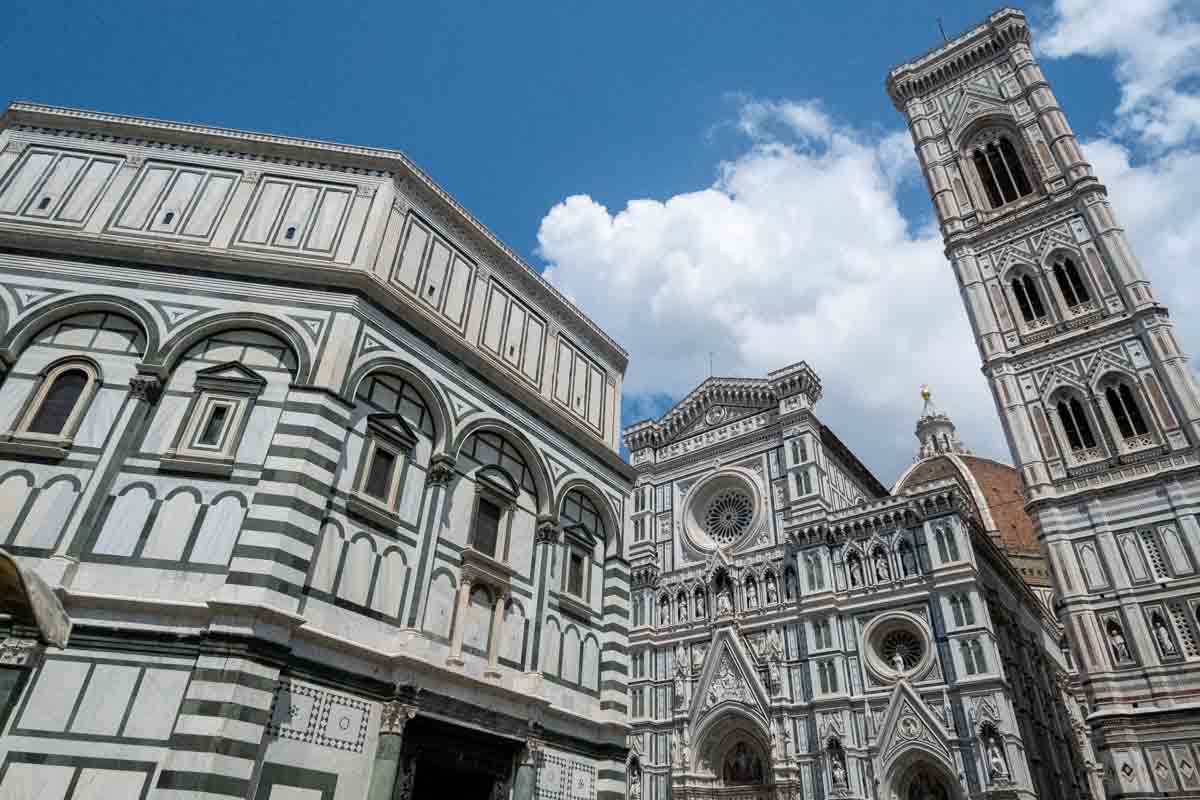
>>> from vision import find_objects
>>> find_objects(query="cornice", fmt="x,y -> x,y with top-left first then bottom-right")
0,103 -> 628,368
623,363 -> 821,451
885,8 -> 1029,109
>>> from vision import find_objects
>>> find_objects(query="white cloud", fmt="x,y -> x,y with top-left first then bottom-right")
1042,0 -> 1200,148
539,102 -> 1007,484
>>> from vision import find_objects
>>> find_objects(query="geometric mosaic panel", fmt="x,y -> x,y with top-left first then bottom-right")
536,750 -> 595,800
266,680 -> 371,753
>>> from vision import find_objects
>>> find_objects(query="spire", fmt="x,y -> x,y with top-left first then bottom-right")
915,385 -> 968,459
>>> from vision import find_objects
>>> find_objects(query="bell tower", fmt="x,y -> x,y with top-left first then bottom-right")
889,8 -> 1200,798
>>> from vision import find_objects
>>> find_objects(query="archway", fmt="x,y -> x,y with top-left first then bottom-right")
886,756 -> 962,800
683,708 -> 775,799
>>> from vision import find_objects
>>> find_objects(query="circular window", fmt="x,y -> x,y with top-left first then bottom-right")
880,629 -> 924,670
862,612 -> 934,683
705,489 -> 753,545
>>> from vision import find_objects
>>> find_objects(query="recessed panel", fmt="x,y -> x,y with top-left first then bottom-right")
57,159 -> 118,223
442,255 -> 473,327
423,239 -> 452,308
482,283 -> 509,353
0,151 -> 54,214
24,155 -> 86,218
241,180 -> 290,244
504,303 -> 527,367
309,188 -> 350,252
116,166 -> 173,230
394,219 -> 429,291
522,316 -> 545,383
181,174 -> 236,237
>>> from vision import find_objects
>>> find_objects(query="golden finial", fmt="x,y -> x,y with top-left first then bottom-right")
920,384 -> 931,402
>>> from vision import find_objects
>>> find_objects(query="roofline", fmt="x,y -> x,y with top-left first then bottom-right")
819,424 -> 889,499
1,101 -> 628,368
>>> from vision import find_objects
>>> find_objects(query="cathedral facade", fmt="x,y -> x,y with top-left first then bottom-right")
0,104 -> 634,800
623,365 -> 1091,800
889,8 -> 1200,798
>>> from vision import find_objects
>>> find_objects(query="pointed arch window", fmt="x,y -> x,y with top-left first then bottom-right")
971,135 -> 1034,209
1010,274 -> 1047,324
1052,257 -> 1091,309
1105,382 -> 1150,439
1056,396 -> 1097,451
935,526 -> 960,563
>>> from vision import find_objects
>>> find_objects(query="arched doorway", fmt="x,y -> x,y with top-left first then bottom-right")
682,709 -> 775,799
887,757 -> 960,800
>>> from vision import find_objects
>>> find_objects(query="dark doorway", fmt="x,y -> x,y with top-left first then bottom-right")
403,715 -> 520,800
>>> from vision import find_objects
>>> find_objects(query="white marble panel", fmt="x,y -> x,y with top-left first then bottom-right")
142,490 -> 200,561
74,386 -> 127,448
72,767 -> 148,799
0,471 -> 34,540
0,762 -> 74,799
123,667 -> 190,740
71,663 -> 139,736
189,494 -> 246,565
423,571 -> 455,639
20,659 -> 90,731
91,484 -> 154,556
12,477 -> 77,549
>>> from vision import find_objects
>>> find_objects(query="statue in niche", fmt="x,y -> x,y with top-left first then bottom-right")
829,743 -> 848,788
848,555 -> 863,587
678,599 -> 688,623
874,551 -> 890,582
659,599 -> 670,626
785,568 -> 799,600
723,742 -> 764,785
674,643 -> 688,704
766,575 -> 779,604
628,760 -> 641,800
986,735 -> 1008,778
892,651 -> 907,674
1107,622 -> 1131,662
900,542 -> 917,576
695,591 -> 707,618
1153,616 -> 1176,654
746,580 -> 759,609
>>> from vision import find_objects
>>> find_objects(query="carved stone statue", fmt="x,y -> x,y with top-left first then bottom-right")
900,544 -> 916,576
785,570 -> 799,600
629,761 -> 642,800
848,557 -> 863,587
675,642 -> 688,675
678,601 -> 688,623
766,626 -> 784,662
892,651 -> 906,674
987,736 -> 1008,778
746,581 -> 759,609
659,600 -> 670,626
674,643 -> 688,704
717,589 -> 734,616
695,591 -> 706,618
874,552 -> 890,581
766,576 -> 779,604
1108,625 -> 1131,662
1154,619 -> 1177,654
831,751 -> 847,787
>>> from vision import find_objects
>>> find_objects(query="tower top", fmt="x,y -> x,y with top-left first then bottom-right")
914,386 -> 968,459
885,7 -> 1030,110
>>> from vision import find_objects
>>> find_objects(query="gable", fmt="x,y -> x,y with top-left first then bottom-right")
690,627 -> 771,724
875,681 -> 954,770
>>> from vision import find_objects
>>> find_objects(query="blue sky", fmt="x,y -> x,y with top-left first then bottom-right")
3,1 -> 1198,483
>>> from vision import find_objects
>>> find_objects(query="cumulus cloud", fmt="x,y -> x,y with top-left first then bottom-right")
537,2 -> 1200,487
539,102 -> 1005,484
1042,0 -> 1200,148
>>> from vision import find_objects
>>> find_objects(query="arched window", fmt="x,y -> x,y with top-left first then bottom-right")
1056,396 -> 1097,451
935,527 -> 960,562
1010,274 -> 1047,324
971,135 -> 1034,208
26,367 -> 89,436
1105,382 -> 1150,439
1052,257 -> 1091,309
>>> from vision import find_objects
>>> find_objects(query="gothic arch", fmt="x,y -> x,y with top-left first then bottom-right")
450,418 -> 553,516
0,294 -> 158,363
155,312 -> 311,383
882,751 -> 965,800
690,705 -> 773,777
343,355 -> 453,453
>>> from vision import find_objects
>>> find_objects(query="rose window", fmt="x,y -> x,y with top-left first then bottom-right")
880,630 -> 923,671
705,489 -> 753,545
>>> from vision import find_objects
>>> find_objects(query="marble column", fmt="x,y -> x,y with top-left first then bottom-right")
485,591 -> 508,679
366,700 -> 417,800
512,737 -> 542,800
447,576 -> 474,666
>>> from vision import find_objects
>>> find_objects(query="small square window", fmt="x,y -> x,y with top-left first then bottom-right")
473,497 -> 502,558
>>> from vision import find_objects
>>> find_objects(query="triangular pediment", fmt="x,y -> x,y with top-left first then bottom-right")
950,91 -> 1008,138
194,361 -> 267,395
690,626 -> 771,725
874,681 -> 954,770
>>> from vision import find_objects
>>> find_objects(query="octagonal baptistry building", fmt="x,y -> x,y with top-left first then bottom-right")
621,365 -> 1096,800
